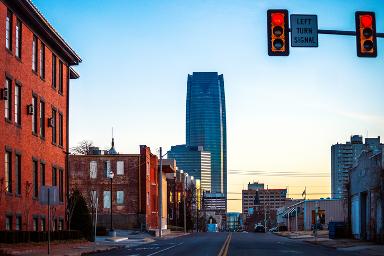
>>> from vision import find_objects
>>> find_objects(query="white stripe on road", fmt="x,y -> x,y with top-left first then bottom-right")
147,242 -> 184,256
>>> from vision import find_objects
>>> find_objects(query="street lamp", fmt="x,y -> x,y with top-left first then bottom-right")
184,173 -> 188,234
107,170 -> 115,236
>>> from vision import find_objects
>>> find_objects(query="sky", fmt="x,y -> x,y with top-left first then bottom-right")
33,0 -> 384,212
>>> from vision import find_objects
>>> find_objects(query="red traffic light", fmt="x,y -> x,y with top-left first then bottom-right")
271,13 -> 284,26
360,15 -> 372,28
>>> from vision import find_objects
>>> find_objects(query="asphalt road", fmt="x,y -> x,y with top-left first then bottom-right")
93,232 -> 362,256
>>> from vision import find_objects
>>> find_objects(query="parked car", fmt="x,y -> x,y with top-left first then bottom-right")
311,223 -> 323,230
269,226 -> 278,232
254,224 -> 265,233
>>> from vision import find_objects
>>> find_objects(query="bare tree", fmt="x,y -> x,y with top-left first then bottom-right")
70,140 -> 94,155
67,188 -> 79,231
23,181 -> 33,230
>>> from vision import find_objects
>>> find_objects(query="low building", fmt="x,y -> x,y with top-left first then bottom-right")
349,150 -> 383,242
69,143 -> 172,231
279,199 -> 347,231
227,212 -> 241,231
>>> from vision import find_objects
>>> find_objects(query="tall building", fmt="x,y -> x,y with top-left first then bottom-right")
331,135 -> 383,199
242,186 -> 287,216
167,145 -> 211,192
186,72 -> 227,196
0,0 -> 81,231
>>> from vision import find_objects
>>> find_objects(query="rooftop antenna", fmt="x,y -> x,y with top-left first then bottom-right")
112,127 -> 114,147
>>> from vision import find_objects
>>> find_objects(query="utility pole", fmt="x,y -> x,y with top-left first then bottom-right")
295,206 -> 298,233
158,147 -> 163,238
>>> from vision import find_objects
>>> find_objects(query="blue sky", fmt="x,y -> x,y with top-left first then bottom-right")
33,0 -> 384,211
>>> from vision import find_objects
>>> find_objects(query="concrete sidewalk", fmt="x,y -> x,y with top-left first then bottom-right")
275,231 -> 384,256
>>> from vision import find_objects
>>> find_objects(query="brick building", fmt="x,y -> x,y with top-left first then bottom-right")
69,144 -> 173,231
0,0 -> 80,231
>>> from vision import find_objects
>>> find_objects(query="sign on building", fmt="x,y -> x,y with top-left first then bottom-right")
290,14 -> 318,47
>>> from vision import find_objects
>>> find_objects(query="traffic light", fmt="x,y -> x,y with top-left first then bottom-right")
267,9 -> 289,56
355,11 -> 377,57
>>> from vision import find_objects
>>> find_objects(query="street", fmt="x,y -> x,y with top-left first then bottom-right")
93,232 -> 362,256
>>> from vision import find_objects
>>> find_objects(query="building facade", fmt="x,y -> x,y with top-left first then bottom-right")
186,72 -> 227,196
69,145 -> 171,231
167,145 -> 211,192
350,150 -> 383,242
0,0 -> 81,231
331,135 -> 383,199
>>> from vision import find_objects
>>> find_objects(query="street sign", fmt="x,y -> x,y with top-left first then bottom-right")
39,186 -> 59,205
290,14 -> 318,47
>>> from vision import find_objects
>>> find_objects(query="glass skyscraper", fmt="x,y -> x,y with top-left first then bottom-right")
186,72 -> 227,196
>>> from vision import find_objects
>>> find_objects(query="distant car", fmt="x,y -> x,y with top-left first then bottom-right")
269,227 -> 278,232
311,223 -> 323,230
255,225 -> 265,233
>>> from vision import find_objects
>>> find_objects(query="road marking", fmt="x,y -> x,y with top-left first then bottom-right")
146,242 -> 184,256
218,233 -> 232,256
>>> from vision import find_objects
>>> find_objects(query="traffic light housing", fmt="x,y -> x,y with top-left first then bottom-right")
267,9 -> 289,56
355,11 -> 377,57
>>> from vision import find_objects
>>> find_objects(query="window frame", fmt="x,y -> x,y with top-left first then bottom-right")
32,159 -> 38,198
5,150 -> 12,193
39,43 -> 45,79
58,112 -> 63,147
32,35 -> 38,72
15,19 -> 22,58
58,60 -> 63,94
15,153 -> 21,195
32,94 -> 38,134
39,100 -> 45,138
52,54 -> 57,89
6,9 -> 13,51
4,77 -> 12,122
14,83 -> 21,125
51,108 -> 57,144
40,161 -> 45,187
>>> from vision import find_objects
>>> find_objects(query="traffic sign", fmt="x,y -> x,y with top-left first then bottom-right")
39,186 -> 59,205
290,14 -> 318,47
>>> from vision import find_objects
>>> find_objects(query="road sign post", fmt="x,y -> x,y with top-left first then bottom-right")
40,186 -> 59,255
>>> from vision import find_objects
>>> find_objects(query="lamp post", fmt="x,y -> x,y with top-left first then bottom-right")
184,172 -> 188,234
108,170 -> 115,236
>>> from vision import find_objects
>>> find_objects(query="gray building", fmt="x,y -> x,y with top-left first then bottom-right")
350,150 -> 383,242
186,72 -> 227,196
331,135 -> 382,199
167,145 -> 211,192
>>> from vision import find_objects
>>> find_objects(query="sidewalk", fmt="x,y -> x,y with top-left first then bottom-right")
275,231 -> 384,256
0,240 -> 120,256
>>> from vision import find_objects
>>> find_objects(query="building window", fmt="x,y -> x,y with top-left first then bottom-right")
15,154 -> 21,195
52,167 -> 57,186
15,84 -> 21,125
15,19 -> 22,58
59,169 -> 63,202
5,151 -> 12,193
103,191 -> 111,209
32,35 -> 38,72
58,112 -> 63,146
58,61 -> 63,94
51,108 -> 56,144
33,218 -> 38,231
116,161 -> 124,175
90,161 -> 97,179
104,160 -> 111,177
39,101 -> 45,138
40,43 -> 45,79
32,95 -> 38,134
58,220 -> 63,231
15,216 -> 21,231
33,159 -> 38,197
117,191 -> 124,204
40,162 -> 45,186
5,216 -> 12,231
41,218 -> 46,231
52,54 -> 57,89
4,77 -> 12,121
6,9 -> 12,51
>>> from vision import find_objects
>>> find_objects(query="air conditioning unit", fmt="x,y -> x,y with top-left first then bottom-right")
48,117 -> 54,127
27,104 -> 34,115
1,88 -> 8,100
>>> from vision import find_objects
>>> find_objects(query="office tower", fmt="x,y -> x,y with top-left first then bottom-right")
167,145 -> 211,191
331,135 -> 383,199
186,72 -> 227,196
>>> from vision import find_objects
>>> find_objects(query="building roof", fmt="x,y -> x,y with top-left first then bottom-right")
7,0 -> 82,65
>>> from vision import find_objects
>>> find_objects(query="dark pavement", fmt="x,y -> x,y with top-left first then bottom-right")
93,232 -> 364,256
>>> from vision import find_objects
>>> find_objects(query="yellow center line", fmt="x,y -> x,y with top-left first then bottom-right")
218,233 -> 232,256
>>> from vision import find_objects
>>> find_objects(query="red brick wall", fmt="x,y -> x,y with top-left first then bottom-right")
0,1 -> 72,231
69,154 -> 141,229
